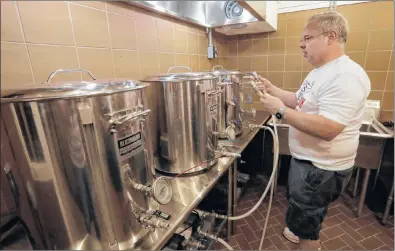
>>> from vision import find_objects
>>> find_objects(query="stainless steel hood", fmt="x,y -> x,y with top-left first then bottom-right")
125,1 -> 263,28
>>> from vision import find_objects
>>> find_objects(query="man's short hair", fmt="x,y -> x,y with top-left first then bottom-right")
307,11 -> 349,44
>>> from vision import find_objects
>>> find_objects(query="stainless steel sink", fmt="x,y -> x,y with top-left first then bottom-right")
266,118 -> 394,169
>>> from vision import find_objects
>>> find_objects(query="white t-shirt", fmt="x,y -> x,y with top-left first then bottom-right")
288,55 -> 371,171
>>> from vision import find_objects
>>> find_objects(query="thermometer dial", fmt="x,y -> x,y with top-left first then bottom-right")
152,177 -> 173,205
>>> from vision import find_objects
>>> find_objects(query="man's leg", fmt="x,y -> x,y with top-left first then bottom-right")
285,158 -> 335,250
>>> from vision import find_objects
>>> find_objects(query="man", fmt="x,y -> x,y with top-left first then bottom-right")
257,12 -> 371,250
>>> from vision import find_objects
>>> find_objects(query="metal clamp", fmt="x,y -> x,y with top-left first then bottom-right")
167,66 -> 192,74
212,65 -> 224,71
46,69 -> 96,85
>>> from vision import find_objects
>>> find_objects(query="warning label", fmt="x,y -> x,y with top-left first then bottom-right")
117,132 -> 143,160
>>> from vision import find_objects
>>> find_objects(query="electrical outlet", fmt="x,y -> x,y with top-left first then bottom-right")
247,94 -> 252,104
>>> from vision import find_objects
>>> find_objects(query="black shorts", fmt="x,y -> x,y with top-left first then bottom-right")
285,157 -> 354,240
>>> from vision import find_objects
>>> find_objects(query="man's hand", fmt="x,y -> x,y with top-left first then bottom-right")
255,76 -> 279,95
259,92 -> 285,115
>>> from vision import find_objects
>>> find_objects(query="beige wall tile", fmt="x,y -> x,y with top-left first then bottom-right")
238,57 -> 252,72
175,54 -> 189,68
286,18 -> 306,37
301,71 -> 310,82
198,35 -> 208,55
216,41 -> 227,57
139,51 -> 159,78
209,58 -> 220,70
76,1 -> 106,10
77,48 -> 115,80
348,52 -> 366,67
199,56 -> 211,71
1,43 -> 34,89
18,1 -> 74,45
28,44 -> 80,84
108,13 -> 137,50
386,72 -> 394,91
367,72 -> 387,91
390,51 -> 394,70
174,29 -> 188,53
268,38 -> 285,55
174,19 -> 187,31
159,53 -> 175,74
268,55 -> 285,71
134,11 -> 158,51
251,102 -> 266,111
368,30 -> 394,51
302,59 -> 314,71
1,1 -> 24,42
106,1 -> 135,17
157,17 -> 174,52
187,23 -> 204,35
267,72 -> 284,88
337,3 -> 371,32
70,4 -> 110,48
368,90 -> 383,101
113,50 -> 140,79
382,91 -> 394,110
365,51 -> 391,71
285,8 -> 324,20
218,57 -> 227,68
251,56 -> 267,71
346,32 -> 369,52
269,18 -> 287,38
227,41 -> 238,57
238,39 -> 253,57
285,55 -> 303,71
224,57 -> 237,71
284,72 -> 302,89
371,1 -> 394,31
188,32 -> 198,54
379,111 -> 394,122
189,55 -> 199,72
286,37 -> 301,54
252,39 -> 269,55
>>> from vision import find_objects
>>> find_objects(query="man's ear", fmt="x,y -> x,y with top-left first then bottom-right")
327,30 -> 338,45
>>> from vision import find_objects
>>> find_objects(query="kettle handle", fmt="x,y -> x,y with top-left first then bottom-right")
45,69 -> 97,85
212,65 -> 224,71
167,66 -> 192,74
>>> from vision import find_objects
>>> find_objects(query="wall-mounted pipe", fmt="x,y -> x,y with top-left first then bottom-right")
206,28 -> 216,59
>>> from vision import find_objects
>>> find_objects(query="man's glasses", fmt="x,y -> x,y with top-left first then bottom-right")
300,32 -> 330,43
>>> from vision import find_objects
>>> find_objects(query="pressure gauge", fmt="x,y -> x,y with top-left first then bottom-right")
152,176 -> 173,205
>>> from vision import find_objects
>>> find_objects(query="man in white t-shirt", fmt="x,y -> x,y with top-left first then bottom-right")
257,12 -> 371,250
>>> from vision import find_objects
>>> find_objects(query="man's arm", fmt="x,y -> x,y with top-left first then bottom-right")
273,89 -> 298,109
283,107 -> 345,141
256,77 -> 298,109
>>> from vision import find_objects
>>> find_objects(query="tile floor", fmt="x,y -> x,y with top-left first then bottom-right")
215,178 -> 394,250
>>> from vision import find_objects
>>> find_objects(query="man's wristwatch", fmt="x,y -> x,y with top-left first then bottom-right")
275,107 -> 285,119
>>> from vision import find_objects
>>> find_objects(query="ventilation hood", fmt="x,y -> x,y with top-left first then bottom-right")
125,1 -> 278,35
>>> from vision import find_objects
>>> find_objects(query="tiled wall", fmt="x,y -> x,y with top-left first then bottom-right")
225,1 -> 394,122
0,1 -> 228,92
1,1 -> 394,121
